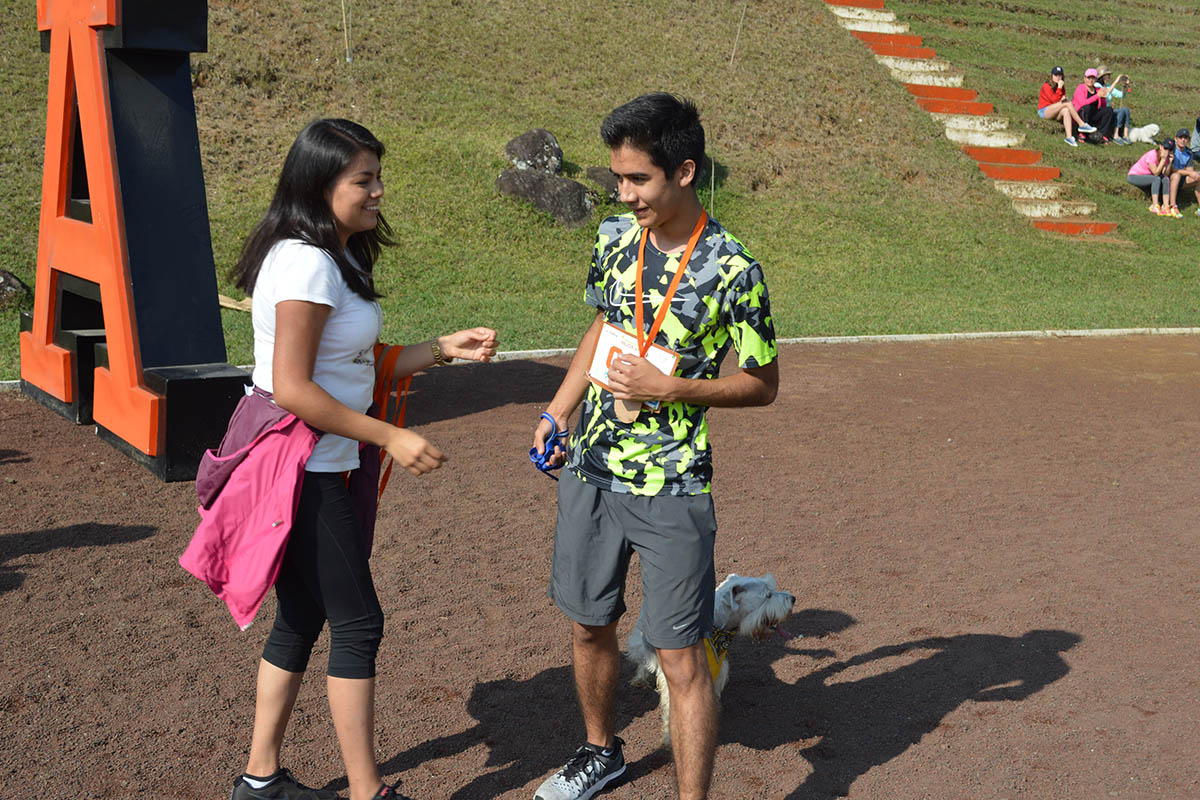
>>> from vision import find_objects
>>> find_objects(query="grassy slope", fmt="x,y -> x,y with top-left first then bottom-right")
1,0 -> 1198,379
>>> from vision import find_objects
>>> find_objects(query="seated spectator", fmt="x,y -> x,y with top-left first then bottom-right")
1098,67 -> 1133,144
1126,140 -> 1172,215
1073,69 -> 1115,143
1165,128 -> 1200,218
1191,116 -> 1200,157
1038,66 -> 1095,147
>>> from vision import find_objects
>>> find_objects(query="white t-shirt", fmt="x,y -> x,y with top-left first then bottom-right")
251,239 -> 381,472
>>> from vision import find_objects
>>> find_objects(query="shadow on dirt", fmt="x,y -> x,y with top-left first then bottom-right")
354,662 -> 657,799
0,523 -> 157,594
347,608 -> 1078,799
0,448 -> 32,464
720,627 -> 1082,799
343,609 -> 852,797
402,359 -> 568,427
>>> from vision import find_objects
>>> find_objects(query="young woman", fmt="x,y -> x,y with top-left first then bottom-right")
1072,68 -> 1115,144
226,118 -> 497,800
1126,139 -> 1172,215
1099,69 -> 1133,144
1037,66 -> 1095,147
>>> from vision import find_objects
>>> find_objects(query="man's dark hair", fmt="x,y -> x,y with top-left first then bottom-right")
231,118 -> 394,300
601,93 -> 705,185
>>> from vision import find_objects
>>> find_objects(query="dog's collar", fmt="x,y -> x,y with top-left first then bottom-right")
704,628 -> 736,681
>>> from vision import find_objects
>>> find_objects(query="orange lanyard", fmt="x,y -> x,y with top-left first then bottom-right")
634,212 -> 707,357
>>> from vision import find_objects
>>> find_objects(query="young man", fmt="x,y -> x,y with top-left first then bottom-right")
1166,127 -> 1200,218
530,93 -> 779,800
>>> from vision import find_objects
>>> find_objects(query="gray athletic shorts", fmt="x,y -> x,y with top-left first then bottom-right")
548,469 -> 716,650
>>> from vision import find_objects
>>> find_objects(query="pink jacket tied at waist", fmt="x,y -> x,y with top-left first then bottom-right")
180,388 -> 320,630
182,344 -> 405,630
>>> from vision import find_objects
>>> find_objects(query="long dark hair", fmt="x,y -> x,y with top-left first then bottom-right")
232,118 -> 394,300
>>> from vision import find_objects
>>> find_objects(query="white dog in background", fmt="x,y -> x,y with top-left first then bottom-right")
627,573 -> 796,744
1128,123 -> 1160,144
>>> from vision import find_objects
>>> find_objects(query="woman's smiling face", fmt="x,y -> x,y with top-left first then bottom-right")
328,149 -> 383,246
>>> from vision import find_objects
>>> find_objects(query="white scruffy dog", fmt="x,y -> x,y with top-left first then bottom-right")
1128,123 -> 1160,144
627,573 -> 796,744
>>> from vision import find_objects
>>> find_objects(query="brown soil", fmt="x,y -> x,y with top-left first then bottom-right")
2,336 -> 1198,799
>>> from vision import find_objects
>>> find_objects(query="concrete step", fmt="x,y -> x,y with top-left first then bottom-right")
1013,198 -> 1097,218
962,146 -> 1043,165
851,30 -> 923,46
916,97 -> 993,115
945,127 -> 1025,147
825,0 -> 886,7
877,55 -> 953,72
890,69 -> 962,86
906,84 -> 978,101
867,42 -> 937,59
1031,218 -> 1118,236
978,162 -> 1060,181
828,5 -> 897,21
931,113 -> 1009,132
837,17 -> 911,34
994,180 -> 1070,199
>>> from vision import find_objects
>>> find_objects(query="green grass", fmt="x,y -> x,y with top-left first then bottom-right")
2,0 -> 1199,380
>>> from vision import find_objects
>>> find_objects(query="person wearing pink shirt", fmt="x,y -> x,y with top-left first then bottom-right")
1072,68 -> 1115,143
1126,140 -> 1172,214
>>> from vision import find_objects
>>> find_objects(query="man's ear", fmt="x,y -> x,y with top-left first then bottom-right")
676,158 -> 697,188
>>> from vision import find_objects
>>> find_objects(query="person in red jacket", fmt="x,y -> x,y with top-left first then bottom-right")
1038,66 -> 1095,147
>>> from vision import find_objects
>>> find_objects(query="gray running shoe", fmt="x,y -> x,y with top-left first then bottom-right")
230,768 -> 341,800
534,737 -> 626,800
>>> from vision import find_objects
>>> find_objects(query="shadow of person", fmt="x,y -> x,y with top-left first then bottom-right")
0,448 -> 32,464
0,523 -> 157,594
370,662 -> 657,799
721,628 -> 1082,799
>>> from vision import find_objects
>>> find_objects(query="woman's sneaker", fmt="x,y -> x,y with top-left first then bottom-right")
230,768 -> 340,800
534,737 -> 626,800
1149,204 -> 1161,214
1168,206 -> 1183,218
1064,136 -> 1078,147
1078,122 -> 1097,133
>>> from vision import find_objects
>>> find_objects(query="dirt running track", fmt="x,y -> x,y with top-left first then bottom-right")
2,336 -> 1198,799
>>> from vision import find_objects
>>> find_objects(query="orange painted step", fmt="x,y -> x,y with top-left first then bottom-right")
905,84 -> 978,101
867,42 -> 937,59
916,97 -> 994,115
852,30 -> 923,47
1032,219 -> 1118,236
825,0 -> 886,7
962,146 -> 1042,165
978,163 -> 1060,181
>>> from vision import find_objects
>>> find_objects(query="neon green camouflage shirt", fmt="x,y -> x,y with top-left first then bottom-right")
568,212 -> 777,496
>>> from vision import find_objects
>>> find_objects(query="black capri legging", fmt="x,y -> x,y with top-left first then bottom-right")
263,471 -> 384,679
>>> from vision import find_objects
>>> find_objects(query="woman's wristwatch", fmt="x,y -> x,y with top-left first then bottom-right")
431,339 -> 451,366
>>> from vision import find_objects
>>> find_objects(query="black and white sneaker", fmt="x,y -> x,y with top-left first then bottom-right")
534,737 -> 626,800
230,767 -> 340,800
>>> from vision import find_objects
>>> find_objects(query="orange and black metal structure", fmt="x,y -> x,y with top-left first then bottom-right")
20,0 -> 247,481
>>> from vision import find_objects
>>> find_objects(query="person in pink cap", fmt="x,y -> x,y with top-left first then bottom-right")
1072,68 -> 1115,143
